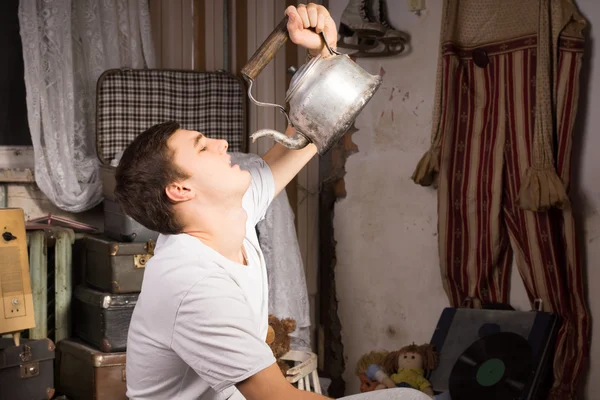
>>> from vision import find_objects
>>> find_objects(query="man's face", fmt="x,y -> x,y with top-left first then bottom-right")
168,129 -> 251,202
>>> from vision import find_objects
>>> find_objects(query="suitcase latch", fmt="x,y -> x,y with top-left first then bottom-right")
145,239 -> 155,254
20,361 -> 40,379
19,344 -> 32,362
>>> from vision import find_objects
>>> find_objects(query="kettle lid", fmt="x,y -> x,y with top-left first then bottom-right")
286,55 -> 321,103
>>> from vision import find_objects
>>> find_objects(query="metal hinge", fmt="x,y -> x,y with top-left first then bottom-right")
134,239 -> 156,268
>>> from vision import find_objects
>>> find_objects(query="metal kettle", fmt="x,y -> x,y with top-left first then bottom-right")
240,16 -> 382,155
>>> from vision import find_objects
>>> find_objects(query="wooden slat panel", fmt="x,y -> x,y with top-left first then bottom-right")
0,147 -> 34,169
0,169 -> 35,183
194,0 -> 206,71
161,0 -> 183,68
181,0 -> 194,69
213,0 -> 225,71
254,0 -> 276,156
54,229 -> 73,343
247,0 -> 258,154
284,0 -> 299,228
305,156 -> 319,293
149,0 -> 163,68
295,0 -> 311,270
274,0 -> 287,134
27,231 -> 47,339
204,0 -> 215,71
234,0 -> 247,75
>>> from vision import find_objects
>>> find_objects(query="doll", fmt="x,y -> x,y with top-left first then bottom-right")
366,343 -> 438,398
356,350 -> 390,392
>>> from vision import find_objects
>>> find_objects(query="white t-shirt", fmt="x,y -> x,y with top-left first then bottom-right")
125,158 -> 276,400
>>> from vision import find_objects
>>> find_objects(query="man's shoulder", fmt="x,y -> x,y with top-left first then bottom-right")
133,253 -> 232,330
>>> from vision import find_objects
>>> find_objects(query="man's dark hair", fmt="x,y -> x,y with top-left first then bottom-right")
114,121 -> 189,235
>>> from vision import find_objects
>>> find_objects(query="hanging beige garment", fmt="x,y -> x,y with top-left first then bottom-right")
411,0 -> 586,212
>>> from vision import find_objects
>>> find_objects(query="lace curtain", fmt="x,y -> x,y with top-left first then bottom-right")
18,0 -> 156,212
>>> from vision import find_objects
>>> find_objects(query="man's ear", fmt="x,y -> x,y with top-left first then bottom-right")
165,181 -> 194,203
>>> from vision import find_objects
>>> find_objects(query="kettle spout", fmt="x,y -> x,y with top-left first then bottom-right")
250,129 -> 310,150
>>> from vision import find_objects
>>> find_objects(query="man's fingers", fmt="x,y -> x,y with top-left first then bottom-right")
324,16 -> 338,47
307,3 -> 318,27
296,4 -> 310,28
316,13 -> 325,33
285,6 -> 303,35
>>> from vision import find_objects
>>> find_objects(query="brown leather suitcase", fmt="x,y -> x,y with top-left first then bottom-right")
84,234 -> 154,293
73,285 -> 137,352
0,337 -> 55,400
56,338 -> 127,400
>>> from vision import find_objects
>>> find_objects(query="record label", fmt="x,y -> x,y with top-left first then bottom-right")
476,358 -> 505,386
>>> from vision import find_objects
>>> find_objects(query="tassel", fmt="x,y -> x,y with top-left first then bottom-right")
516,167 -> 570,211
411,148 -> 440,187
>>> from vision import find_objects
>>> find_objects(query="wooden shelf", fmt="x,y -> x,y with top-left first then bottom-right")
0,168 -> 35,183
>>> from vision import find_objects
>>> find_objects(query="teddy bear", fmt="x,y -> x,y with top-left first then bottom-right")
265,314 -> 297,376
364,343 -> 438,398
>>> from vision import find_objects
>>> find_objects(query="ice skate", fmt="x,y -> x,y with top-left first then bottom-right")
352,0 -> 410,57
338,0 -> 386,52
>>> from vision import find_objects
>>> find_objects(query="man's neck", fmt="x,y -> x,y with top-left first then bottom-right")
181,202 -> 248,264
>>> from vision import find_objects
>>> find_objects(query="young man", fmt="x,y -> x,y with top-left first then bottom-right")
114,4 -> 337,400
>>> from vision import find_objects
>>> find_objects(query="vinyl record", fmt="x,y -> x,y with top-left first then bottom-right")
449,331 -> 533,400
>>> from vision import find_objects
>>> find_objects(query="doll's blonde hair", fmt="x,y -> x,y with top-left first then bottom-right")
355,350 -> 389,375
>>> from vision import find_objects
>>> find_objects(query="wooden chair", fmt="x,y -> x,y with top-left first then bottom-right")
281,350 -> 322,394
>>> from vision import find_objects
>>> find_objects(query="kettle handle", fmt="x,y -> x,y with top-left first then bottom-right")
241,16 -> 289,81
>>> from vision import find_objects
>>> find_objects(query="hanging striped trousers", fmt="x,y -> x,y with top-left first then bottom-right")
436,35 -> 590,398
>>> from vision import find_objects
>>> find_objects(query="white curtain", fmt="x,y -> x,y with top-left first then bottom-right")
18,0 -> 156,212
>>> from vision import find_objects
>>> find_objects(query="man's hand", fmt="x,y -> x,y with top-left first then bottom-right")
285,3 -> 337,58
237,362 -> 334,400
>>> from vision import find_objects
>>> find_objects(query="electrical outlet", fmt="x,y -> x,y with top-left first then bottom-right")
409,0 -> 426,12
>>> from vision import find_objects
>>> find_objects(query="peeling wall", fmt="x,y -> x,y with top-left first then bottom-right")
329,0 -> 600,397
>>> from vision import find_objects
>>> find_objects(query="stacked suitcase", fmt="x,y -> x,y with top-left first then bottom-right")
0,337 -> 57,400
55,68 -> 248,400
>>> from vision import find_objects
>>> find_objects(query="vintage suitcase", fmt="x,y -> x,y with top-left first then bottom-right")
103,198 -> 159,243
428,307 -> 559,399
73,285 -> 138,353
84,234 -> 154,293
0,337 -> 55,400
95,68 -> 248,242
56,338 -> 127,400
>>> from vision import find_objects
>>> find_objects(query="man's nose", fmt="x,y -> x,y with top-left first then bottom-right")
209,139 -> 228,154
219,140 -> 229,154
